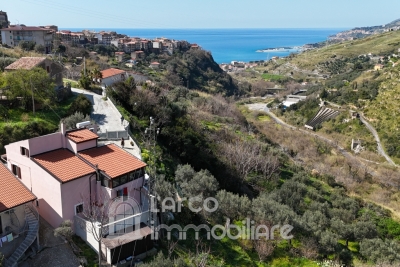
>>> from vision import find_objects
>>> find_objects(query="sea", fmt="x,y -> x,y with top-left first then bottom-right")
66,28 -> 348,64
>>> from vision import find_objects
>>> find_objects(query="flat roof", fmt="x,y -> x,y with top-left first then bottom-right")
0,164 -> 36,212
78,144 -> 146,179
32,149 -> 95,183
102,223 -> 152,249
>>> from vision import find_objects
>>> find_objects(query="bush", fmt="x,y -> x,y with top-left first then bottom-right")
68,94 -> 92,116
62,111 -> 91,130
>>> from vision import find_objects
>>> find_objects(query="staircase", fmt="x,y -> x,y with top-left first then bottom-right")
4,205 -> 39,267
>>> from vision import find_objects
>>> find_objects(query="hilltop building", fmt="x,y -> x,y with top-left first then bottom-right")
5,57 -> 64,88
0,10 -> 9,43
0,25 -> 55,53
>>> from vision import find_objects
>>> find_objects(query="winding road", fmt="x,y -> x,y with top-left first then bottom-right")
359,114 -> 397,166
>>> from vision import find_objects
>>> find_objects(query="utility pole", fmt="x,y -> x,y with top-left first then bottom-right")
30,77 -> 35,115
84,56 -> 86,77
145,117 -> 159,228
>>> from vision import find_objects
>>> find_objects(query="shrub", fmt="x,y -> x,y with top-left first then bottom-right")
68,94 -> 92,116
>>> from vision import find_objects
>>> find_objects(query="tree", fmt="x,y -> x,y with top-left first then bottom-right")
0,252 -> 4,267
18,40 -> 35,51
215,190 -> 251,221
360,238 -> 400,264
175,164 -> 219,199
79,73 -> 91,89
3,67 -> 56,110
330,218 -> 353,247
61,111 -> 91,130
34,44 -> 45,54
77,190 -> 111,267
69,94 -> 92,116
253,238 -> 275,262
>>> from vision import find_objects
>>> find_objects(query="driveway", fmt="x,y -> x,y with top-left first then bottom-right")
71,88 -> 125,133
71,88 -> 141,159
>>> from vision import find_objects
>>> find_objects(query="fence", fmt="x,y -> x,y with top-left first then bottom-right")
98,130 -> 129,140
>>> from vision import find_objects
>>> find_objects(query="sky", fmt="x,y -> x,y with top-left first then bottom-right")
2,0 -> 400,29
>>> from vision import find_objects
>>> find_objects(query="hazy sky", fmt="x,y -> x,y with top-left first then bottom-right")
2,0 -> 400,29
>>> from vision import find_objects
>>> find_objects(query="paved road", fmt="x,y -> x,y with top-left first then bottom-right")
359,114 -> 397,166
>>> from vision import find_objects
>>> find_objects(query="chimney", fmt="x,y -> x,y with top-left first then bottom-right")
61,122 -> 67,148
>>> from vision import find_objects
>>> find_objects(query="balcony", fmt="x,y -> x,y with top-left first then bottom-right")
2,204 -> 39,267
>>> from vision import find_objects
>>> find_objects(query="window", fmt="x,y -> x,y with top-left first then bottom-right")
12,164 -> 21,178
120,174 -> 128,185
114,203 -> 134,234
36,200 -> 39,207
20,147 -> 29,157
46,66 -> 50,73
117,187 -> 128,197
75,203 -> 83,215
112,178 -> 120,188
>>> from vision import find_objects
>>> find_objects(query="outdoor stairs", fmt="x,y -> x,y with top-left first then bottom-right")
4,205 -> 39,267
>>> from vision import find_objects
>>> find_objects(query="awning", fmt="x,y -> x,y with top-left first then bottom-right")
102,223 -> 153,249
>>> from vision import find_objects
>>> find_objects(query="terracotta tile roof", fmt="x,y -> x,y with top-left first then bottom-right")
0,164 -> 36,212
100,68 -> 126,79
115,52 -> 125,55
5,57 -> 46,70
1,26 -> 53,31
150,62 -> 160,65
79,144 -> 146,179
32,149 -> 95,183
66,129 -> 99,144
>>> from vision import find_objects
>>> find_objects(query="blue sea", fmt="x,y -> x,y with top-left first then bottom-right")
66,28 -> 348,63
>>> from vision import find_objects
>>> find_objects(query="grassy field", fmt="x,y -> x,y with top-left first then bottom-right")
291,30 -> 400,70
63,78 -> 80,88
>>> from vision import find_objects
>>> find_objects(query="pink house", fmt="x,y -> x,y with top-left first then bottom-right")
4,124 -> 154,264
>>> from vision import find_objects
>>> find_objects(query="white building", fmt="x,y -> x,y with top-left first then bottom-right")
1,25 -> 54,53
99,68 -> 127,89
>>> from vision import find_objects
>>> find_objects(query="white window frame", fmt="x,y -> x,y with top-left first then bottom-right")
74,202 -> 84,215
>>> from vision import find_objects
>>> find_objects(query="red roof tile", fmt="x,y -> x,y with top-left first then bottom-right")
66,129 -> 99,144
79,144 -> 146,179
33,149 -> 95,183
0,164 -> 36,212
5,57 -> 46,70
1,26 -> 53,31
100,68 -> 126,79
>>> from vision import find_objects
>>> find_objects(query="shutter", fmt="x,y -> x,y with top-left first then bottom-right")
123,187 -> 128,196
17,167 -> 21,178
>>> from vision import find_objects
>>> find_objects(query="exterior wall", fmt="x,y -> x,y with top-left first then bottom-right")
60,174 -> 95,224
0,204 -> 26,235
74,215 -> 101,253
28,132 -> 63,155
101,74 -> 125,88
30,164 -> 63,228
5,139 -> 32,189
77,140 -> 97,151
66,138 -> 78,153
127,73 -> 148,83
1,29 -> 53,52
